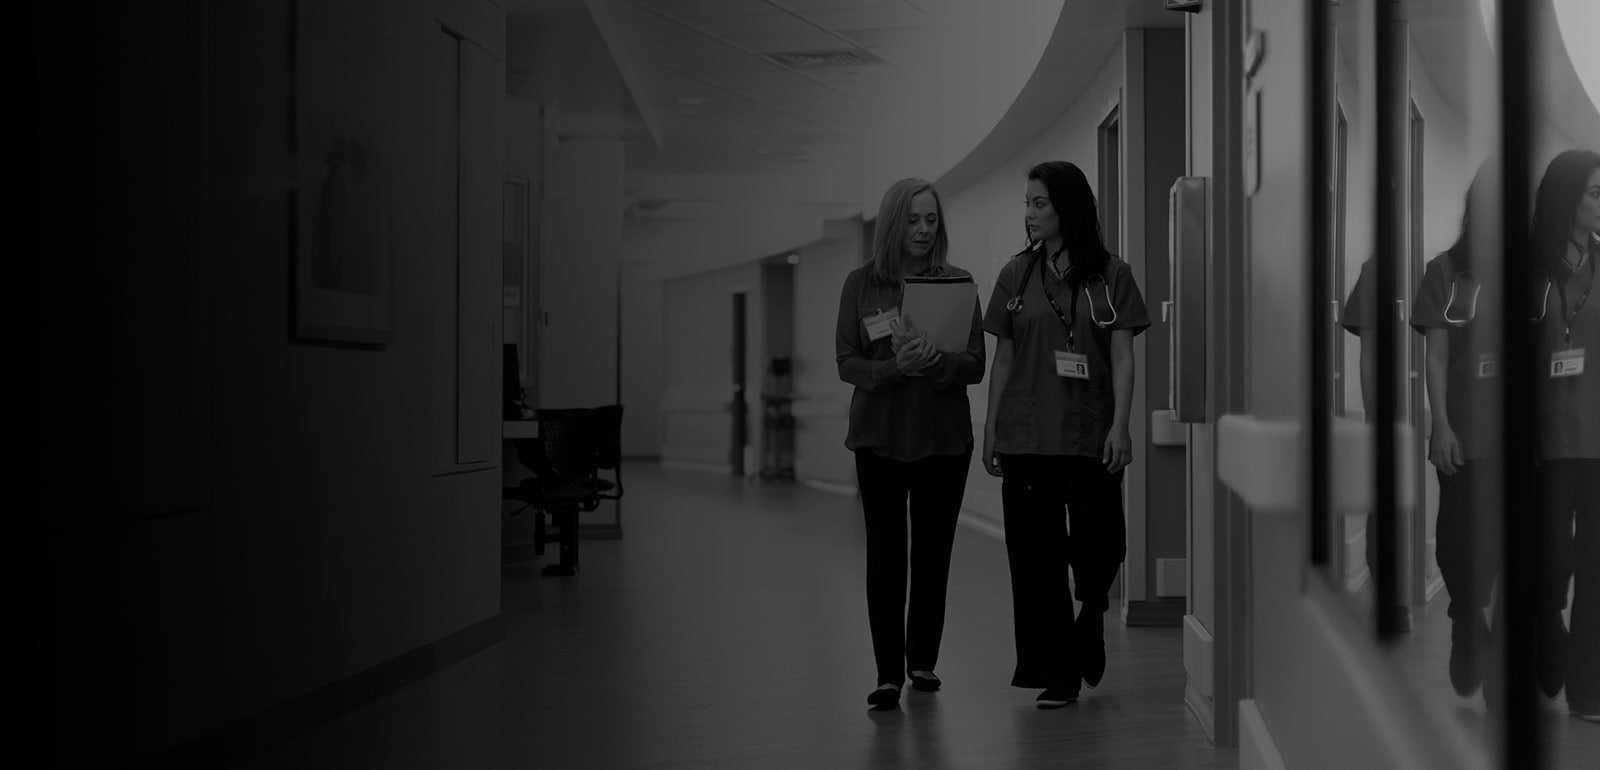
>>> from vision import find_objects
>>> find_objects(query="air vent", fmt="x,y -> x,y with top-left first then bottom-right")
763,48 -> 881,69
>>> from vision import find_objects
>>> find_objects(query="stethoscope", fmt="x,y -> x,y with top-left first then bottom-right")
1003,245 -> 1118,328
1442,271 -> 1481,325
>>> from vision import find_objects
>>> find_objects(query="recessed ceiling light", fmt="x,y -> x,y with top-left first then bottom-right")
786,253 -> 800,265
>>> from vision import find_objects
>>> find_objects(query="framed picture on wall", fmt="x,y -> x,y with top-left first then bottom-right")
292,0 -> 396,345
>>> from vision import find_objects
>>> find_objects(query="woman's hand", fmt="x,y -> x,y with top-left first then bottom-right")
895,337 -> 937,374
1430,425 -> 1464,475
1102,429 -> 1132,473
982,430 -> 1002,477
890,315 -> 919,353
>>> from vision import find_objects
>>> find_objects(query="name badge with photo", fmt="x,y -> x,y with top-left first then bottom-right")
1552,348 -> 1585,378
1477,352 -> 1499,378
863,307 -> 899,342
1055,350 -> 1089,380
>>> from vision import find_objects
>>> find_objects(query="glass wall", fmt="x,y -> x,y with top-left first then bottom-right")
1310,1 -> 1600,766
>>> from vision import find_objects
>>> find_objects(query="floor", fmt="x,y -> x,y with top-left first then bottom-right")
229,464 -> 1237,769
1383,582 -> 1600,769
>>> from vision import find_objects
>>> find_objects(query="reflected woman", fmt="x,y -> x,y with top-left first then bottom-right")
836,178 -> 986,710
1530,149 -> 1600,721
981,161 -> 1150,708
1408,161 -> 1501,698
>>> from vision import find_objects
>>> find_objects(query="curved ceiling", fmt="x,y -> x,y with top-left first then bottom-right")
507,0 -> 1085,217
1411,0 -> 1600,152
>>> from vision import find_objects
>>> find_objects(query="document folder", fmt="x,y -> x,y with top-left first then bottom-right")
902,275 -> 978,352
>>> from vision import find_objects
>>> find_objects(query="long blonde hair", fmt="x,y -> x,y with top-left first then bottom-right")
869,178 -> 950,284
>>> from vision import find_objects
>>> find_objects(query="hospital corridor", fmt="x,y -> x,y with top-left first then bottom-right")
11,0 -> 1600,768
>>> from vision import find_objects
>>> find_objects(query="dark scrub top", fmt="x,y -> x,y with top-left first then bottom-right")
837,263 -> 986,462
982,249 -> 1151,458
1410,251 -> 1503,459
1536,238 -> 1600,461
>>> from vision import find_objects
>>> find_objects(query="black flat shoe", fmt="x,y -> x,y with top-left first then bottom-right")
867,684 -> 901,710
909,671 -> 942,692
1036,687 -> 1079,709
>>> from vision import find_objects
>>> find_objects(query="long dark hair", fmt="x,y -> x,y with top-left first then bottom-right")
1530,149 -> 1600,277
1025,160 -> 1112,289
1445,159 -> 1499,276
869,178 -> 950,285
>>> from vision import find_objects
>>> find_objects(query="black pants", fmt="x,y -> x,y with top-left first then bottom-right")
855,449 -> 972,687
998,453 -> 1126,689
1542,459 -> 1599,708
1436,462 -> 1497,621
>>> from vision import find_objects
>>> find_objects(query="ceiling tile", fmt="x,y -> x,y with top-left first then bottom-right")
797,7 -> 941,33
678,13 -> 820,38
628,0 -> 773,17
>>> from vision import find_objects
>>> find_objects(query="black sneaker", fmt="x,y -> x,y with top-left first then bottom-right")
1035,687 -> 1078,709
1076,609 -> 1106,689
867,684 -> 900,710
908,670 -> 941,692
1448,614 -> 1483,697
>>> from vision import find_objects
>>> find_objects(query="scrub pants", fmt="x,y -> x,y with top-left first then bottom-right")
998,453 -> 1126,689
1542,459 -> 1599,709
855,449 -> 972,688
1435,462 -> 1496,621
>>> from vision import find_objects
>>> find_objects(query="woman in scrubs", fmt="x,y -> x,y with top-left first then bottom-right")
1409,162 -> 1501,698
981,161 -> 1150,709
1530,149 -> 1600,720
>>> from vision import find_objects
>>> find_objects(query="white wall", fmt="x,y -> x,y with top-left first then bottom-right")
660,261 -> 765,471
792,218 -> 870,487
620,269 -> 666,458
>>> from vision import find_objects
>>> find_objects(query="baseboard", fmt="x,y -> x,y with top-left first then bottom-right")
1239,699 -> 1287,770
141,614 -> 505,769
1124,598 -> 1186,627
1185,678 -> 1217,746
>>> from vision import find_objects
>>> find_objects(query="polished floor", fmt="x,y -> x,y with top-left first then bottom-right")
1382,581 -> 1600,768
230,463 -> 1236,769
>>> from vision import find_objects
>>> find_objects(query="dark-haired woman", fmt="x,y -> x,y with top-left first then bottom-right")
1408,162 -> 1501,698
981,161 -> 1150,708
838,177 -> 985,710
1529,149 -> 1600,720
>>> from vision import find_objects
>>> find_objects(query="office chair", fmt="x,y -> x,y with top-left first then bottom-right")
505,408 -> 601,577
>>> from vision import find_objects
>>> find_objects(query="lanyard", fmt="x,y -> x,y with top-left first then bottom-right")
1558,253 -> 1595,347
1038,252 -> 1080,349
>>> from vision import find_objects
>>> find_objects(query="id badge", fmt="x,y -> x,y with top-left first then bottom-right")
1477,352 -> 1499,378
1552,348 -> 1586,378
863,307 -> 899,342
1054,350 -> 1089,379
